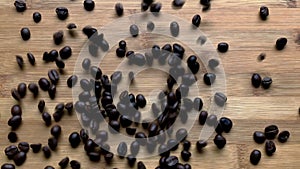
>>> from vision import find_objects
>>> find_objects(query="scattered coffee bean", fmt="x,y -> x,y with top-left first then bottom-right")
8,115 -> 22,129
88,152 -> 101,162
67,75 -> 78,88
214,134 -> 226,149
11,105 -> 22,116
192,14 -> 201,27
217,42 -> 229,53
28,83 -> 39,96
117,142 -> 128,158
165,156 -> 179,169
16,55 -> 24,69
170,21 -> 179,37
90,66 -> 102,79
67,23 -> 77,30
196,140 -> 207,152
150,3 -> 162,13
126,127 -> 137,135
13,151 -> 26,166
203,73 -> 216,85
33,12 -> 42,23
84,0 -> 95,11
55,59 -> 65,69
27,52 -> 36,65
38,78 -> 50,91
275,37 -> 287,50
141,2 -> 149,11
14,0 -> 26,12
104,152 -> 114,164
1,163 -> 15,169
250,149 -> 261,165
198,111 -> 208,125
278,130 -> 290,143
182,140 -> 191,151
51,125 -> 62,138
264,125 -> 279,140
116,48 -> 126,58
127,154 -> 136,167
265,140 -> 276,156
17,83 -> 26,98
219,117 -> 233,133
173,0 -> 185,7
118,40 -> 127,49
208,59 -> 219,69
8,132 -> 18,143
70,160 -> 81,169
253,131 -> 266,144
181,150 -> 191,162
4,145 -> 19,159
18,142 -> 29,153
30,143 -> 42,153
130,141 -> 140,156
20,27 -> 30,41
58,157 -> 69,168
130,24 -> 139,37
42,146 -> 51,158
136,94 -> 146,108
48,69 -> 60,85
82,58 -> 91,71
60,46 -> 72,59
259,6 -> 269,20
147,21 -> 155,31
176,128 -> 188,142
251,73 -> 262,88
214,92 -> 227,107
53,31 -> 64,45
42,112 -> 52,126
56,7 -> 69,20
206,114 -> 217,126
115,3 -> 124,16
261,77 -> 272,89
69,132 -> 81,148
48,137 -> 58,150
48,84 -> 56,99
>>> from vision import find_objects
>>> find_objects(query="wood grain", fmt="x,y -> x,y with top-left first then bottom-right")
0,0 -> 299,168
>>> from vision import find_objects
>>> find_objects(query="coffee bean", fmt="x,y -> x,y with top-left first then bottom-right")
53,31 -> 64,45
30,143 -> 41,153
127,154 -> 136,167
48,84 -> 56,99
261,77 -> 272,89
173,0 -> 185,7
130,24 -> 139,37
38,78 -> 50,91
80,79 -> 91,91
48,69 -> 60,85
67,23 -> 77,30
117,142 -> 127,158
141,2 -> 149,11
165,156 -> 179,169
16,83 -> 26,99
60,46 -> 72,59
56,7 -> 69,20
16,55 -> 24,69
173,43 -> 185,57
253,131 -> 266,144
192,14 -> 201,27
150,3 -> 162,13
90,66 -> 102,79
275,37 -> 287,50
206,114 -> 217,126
133,53 -> 146,66
136,94 -> 146,108
26,52 -> 36,65
82,26 -> 98,38
48,137 -> 58,150
188,61 -> 200,74
8,115 -> 22,129
99,39 -> 110,51
181,150 -> 191,162
135,132 -> 147,146
58,157 -> 69,168
69,132 -> 81,148
198,111 -> 208,125
251,73 -> 262,88
88,152 -> 101,162
176,128 -> 188,142
120,115 -> 132,128
42,146 -> 51,158
7,132 -> 18,143
203,73 -> 216,85
219,117 -> 233,133
167,139 -> 179,151
20,27 -> 30,41
214,92 -> 227,107
196,140 -> 207,152
214,134 -> 226,149
18,142 -> 29,153
257,53 -> 266,61
208,59 -> 219,69
28,83 -> 38,96
250,149 -> 261,165
126,127 -> 137,135
50,125 -> 61,138
33,12 -> 41,23
4,145 -> 19,159
170,21 -> 180,37
259,6 -> 269,20
116,48 -> 126,58
264,125 -> 279,140
67,75 -> 78,88
11,105 -> 22,116
84,0 -> 95,11
1,163 -> 15,169
44,166 -> 55,169
180,140 -> 191,151
104,152 -> 114,164
82,58 -> 91,71
115,3 -> 124,16
200,0 -> 211,7
158,144 -> 170,157
147,21 -> 155,31
193,97 -> 203,111
55,58 -> 65,69
130,141 -> 140,156
13,151 -> 26,166
70,160 -> 81,169
14,0 -> 26,12
100,143 -> 110,154
265,140 -> 276,156
278,130 -> 290,143
217,42 -> 229,53
42,112 -> 52,126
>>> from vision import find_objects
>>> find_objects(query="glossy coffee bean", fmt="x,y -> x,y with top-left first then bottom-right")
8,115 -> 22,129
1,163 -> 15,169
261,77 -> 272,89
250,149 -> 261,165
13,151 -> 26,166
214,134 -> 226,149
188,62 -> 200,74
150,3 -> 162,13
30,143 -> 42,153
70,160 -> 81,169
130,141 -> 140,156
203,73 -> 216,85
198,111 -> 208,125
259,6 -> 269,20
126,127 -> 137,135
48,137 -> 58,150
60,46 -> 72,59
11,105 -> 22,116
173,0 -> 185,7
88,152 -> 101,162
38,78 -> 50,91
33,12 -> 41,23
20,28 -> 30,41
251,73 -> 262,88
69,132 -> 81,148
48,84 -> 56,99
111,71 -> 122,84
65,102 -> 73,114
217,42 -> 229,53
192,14 -> 201,27
56,7 -> 69,20
137,161 -> 146,169
208,59 -> 219,69
277,130 -> 290,143
48,69 -> 59,85
182,140 -> 191,151
253,131 -> 266,144
115,3 -> 124,16
81,58 -> 91,71
219,117 -> 233,133
79,129 -> 89,144
135,132 -> 147,146
176,128 -> 188,142
58,157 -> 69,168
130,24 -> 139,37
104,152 -> 114,164
28,83 -> 39,96
127,154 -> 136,167
167,139 -> 179,151
15,55 -> 24,69
51,125 -> 61,138
14,0 -> 26,12
206,114 -> 217,126
42,146 -> 51,158
38,100 -> 45,113
90,66 -> 102,79
11,89 -> 21,101
158,144 -> 170,157
8,132 -> 18,143
17,83 -> 26,98
265,140 -> 276,156
18,142 -> 29,153
181,150 -> 191,162
264,125 -> 279,140
196,140 -> 207,152
170,21 -> 180,37
214,92 -> 227,107
4,145 -> 19,159
165,156 -> 179,169
275,37 -> 287,50
84,0 -> 95,11
67,75 -> 78,88
42,112 -> 52,126
53,31 -> 64,45
136,94 -> 146,108
117,142 -> 127,158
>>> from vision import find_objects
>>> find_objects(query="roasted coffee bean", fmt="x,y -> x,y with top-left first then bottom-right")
167,139 -> 179,151
193,97 -> 203,111
118,40 -> 126,50
135,132 -> 147,146
8,115 -> 22,129
28,83 -> 38,96
184,163 -> 192,169
165,156 -> 179,169
16,83 -> 26,98
84,0 -> 95,11
259,6 -> 269,20
257,53 -> 266,61
133,53 -> 146,66
127,154 -> 136,167
69,132 -> 81,148
203,73 -> 216,85
33,12 -> 41,23
80,79 -> 91,91
206,114 -> 217,126
20,27 -> 30,41
8,132 -> 18,143
264,125 -> 279,139
100,143 -> 110,154
187,55 -> 197,65
26,52 -> 36,65
43,52 -> 52,62
1,163 -> 15,169
52,111 -> 62,122
214,92 -> 227,107
88,43 -> 98,57
208,59 -> 219,69
261,77 -> 272,89
141,2 -> 149,11
126,127 -> 137,135
90,66 -> 102,79
150,3 -> 162,13
48,137 -> 58,150
56,7 -> 69,20
11,89 -> 21,101
14,0 -> 26,12
158,144 -> 170,157
136,94 -> 146,108
170,21 -> 179,37
278,130 -> 290,143
82,26 -> 97,38
42,112 -> 52,126
4,145 -> 19,159
53,31 -> 64,45
79,129 -> 89,144
58,157 -> 69,168
30,143 -> 41,153
117,142 -> 127,158
49,50 -> 59,61
99,39 -> 109,51
88,152 -> 101,162
219,117 -> 233,133
67,23 -> 77,30
147,21 -> 155,31
173,0 -> 185,7
55,59 -> 65,69
48,84 -> 56,99
181,150 -> 191,162
60,46 -> 72,59
136,161 -> 146,169
275,37 -> 287,50
82,58 -> 91,71
182,140 -> 191,151
64,102 -> 73,115
48,69 -> 59,85
51,125 -> 61,138
11,105 -> 22,116
38,100 -> 45,113
18,142 -> 29,153
16,55 -> 24,69
253,131 -> 266,144
115,3 -> 124,16
120,115 -> 132,128
104,152 -> 114,164
70,160 -> 81,169
250,149 -> 261,165
265,140 -> 276,156
214,134 -> 226,149
13,151 -> 26,166
188,62 -> 200,74
130,24 -> 139,37
176,128 -> 188,142
111,71 -> 122,84
217,42 -> 229,53
38,78 -> 50,91
130,141 -> 140,156
67,75 -> 78,88
251,73 -> 262,88
116,47 -> 126,58
192,14 -> 201,27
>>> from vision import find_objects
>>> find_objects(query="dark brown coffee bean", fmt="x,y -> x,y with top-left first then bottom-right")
13,151 -> 26,166
58,157 -> 69,168
219,117 -> 233,133
38,78 -> 50,91
1,163 -> 15,169
48,69 -> 60,85
181,150 -> 191,162
28,83 -> 39,96
135,132 -> 147,146
278,130 -> 290,143
259,6 -> 269,20
165,156 -> 179,169
182,140 -> 191,151
51,125 -> 61,138
137,161 -> 146,169
53,111 -> 63,122
192,14 -> 201,27
136,94 -> 146,108
261,77 -> 272,89
217,42 -> 229,53
88,152 -> 101,162
198,111 -> 208,125
11,105 -> 22,116
67,75 -> 78,88
65,102 -> 74,114
104,152 -> 114,164
70,160 -> 81,169
251,73 -> 262,88
18,142 -> 29,153
275,37 -> 287,50
55,59 -> 65,69
130,141 -> 140,156
250,149 -> 261,165
265,140 -> 276,156
170,21 -> 179,37
158,144 -> 170,157
53,31 -> 64,45
11,89 -> 21,101
14,0 -> 26,12
38,100 -> 45,113
130,24 -> 139,37
214,134 -> 226,149
8,115 -> 22,130
48,137 -> 58,150
203,73 -> 216,85
69,132 -> 81,148
4,145 -> 19,159
253,131 -> 266,144
126,127 -> 136,135
60,46 -> 72,59
150,3 -> 162,13
84,0 -> 95,11
90,66 -> 102,79
33,12 -> 41,23
48,84 -> 56,99
214,92 -> 227,107
8,132 -> 18,143
42,146 -> 51,158
56,7 -> 69,20
20,27 -> 30,41
115,3 -> 124,16
173,0 -> 185,7
30,143 -> 41,153
264,125 -> 279,140
16,55 -> 24,69
127,154 -> 136,167
42,112 -> 52,126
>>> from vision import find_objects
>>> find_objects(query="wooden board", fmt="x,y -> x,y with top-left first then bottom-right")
0,0 -> 299,168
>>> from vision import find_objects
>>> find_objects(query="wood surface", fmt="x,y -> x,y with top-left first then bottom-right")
0,0 -> 299,168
